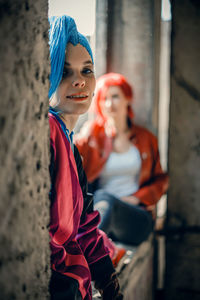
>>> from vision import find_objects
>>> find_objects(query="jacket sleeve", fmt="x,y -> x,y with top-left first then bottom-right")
74,146 -> 115,282
49,142 -> 83,299
49,118 -> 93,300
133,134 -> 169,206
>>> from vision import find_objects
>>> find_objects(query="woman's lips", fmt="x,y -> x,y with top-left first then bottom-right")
66,93 -> 89,101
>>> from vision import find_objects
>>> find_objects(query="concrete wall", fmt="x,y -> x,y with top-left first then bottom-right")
168,0 -> 200,228
95,0 -> 108,78
0,1 -> 50,299
166,233 -> 200,300
166,1 -> 200,299
105,0 -> 161,131
118,236 -> 154,300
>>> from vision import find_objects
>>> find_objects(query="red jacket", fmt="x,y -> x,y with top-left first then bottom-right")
49,114 -> 115,300
75,120 -> 169,207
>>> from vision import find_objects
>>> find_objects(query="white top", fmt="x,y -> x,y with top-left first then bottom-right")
99,145 -> 142,197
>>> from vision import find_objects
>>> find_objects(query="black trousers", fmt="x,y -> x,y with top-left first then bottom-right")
94,189 -> 153,246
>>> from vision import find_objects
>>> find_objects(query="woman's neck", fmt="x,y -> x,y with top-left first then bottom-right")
107,117 -> 129,135
59,113 -> 78,133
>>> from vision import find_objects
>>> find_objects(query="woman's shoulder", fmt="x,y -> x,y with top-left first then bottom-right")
48,113 -> 62,139
133,124 -> 158,144
134,124 -> 156,136
75,119 -> 104,141
49,112 -> 58,125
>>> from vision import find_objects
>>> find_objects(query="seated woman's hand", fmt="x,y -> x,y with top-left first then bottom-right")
146,204 -> 157,219
121,196 -> 140,205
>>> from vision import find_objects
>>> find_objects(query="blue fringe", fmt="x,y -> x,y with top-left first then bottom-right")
48,15 -> 94,99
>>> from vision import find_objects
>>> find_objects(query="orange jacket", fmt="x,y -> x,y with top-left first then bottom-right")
75,120 -> 169,207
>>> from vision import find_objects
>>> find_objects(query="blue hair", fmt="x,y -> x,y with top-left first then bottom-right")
48,15 -> 94,99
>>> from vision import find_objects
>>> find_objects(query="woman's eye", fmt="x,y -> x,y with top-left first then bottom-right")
62,68 -> 71,79
82,68 -> 93,75
112,94 -> 119,100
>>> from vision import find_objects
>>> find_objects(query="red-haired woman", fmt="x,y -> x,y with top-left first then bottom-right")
75,72 -> 169,246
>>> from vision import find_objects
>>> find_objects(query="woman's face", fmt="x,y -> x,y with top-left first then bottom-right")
51,43 -> 96,116
100,85 -> 129,121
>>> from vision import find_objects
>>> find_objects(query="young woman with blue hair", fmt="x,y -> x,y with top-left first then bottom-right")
48,16 -> 123,300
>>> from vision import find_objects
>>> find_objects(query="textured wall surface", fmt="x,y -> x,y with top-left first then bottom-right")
166,233 -> 200,300
105,0 -> 160,131
168,0 -> 200,227
95,0 -> 108,78
166,1 -> 200,299
0,1 -> 50,299
118,237 -> 154,300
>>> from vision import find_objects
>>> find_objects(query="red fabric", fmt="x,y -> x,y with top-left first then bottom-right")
75,120 -> 169,207
99,230 -> 126,266
49,114 -> 110,300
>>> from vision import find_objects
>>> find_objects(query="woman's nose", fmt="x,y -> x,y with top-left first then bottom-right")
105,99 -> 113,108
72,75 -> 85,88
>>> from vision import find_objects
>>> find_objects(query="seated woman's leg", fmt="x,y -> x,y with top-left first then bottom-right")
94,190 -> 153,245
110,198 -> 153,245
94,190 -> 116,233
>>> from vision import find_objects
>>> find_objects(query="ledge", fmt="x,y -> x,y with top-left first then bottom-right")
92,234 -> 154,299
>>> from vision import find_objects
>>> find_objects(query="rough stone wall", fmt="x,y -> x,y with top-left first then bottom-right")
95,0 -> 108,78
118,237 -> 154,300
166,233 -> 200,300
0,1 -> 50,299
105,0 -> 160,131
168,0 -> 200,227
166,1 -> 200,299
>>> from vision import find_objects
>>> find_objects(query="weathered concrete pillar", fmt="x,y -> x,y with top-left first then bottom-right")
105,0 -> 161,131
0,1 -> 50,299
168,0 -> 200,228
166,1 -> 200,299
95,0 -> 108,78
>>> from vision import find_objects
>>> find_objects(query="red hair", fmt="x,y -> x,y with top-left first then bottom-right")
93,73 -> 134,123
